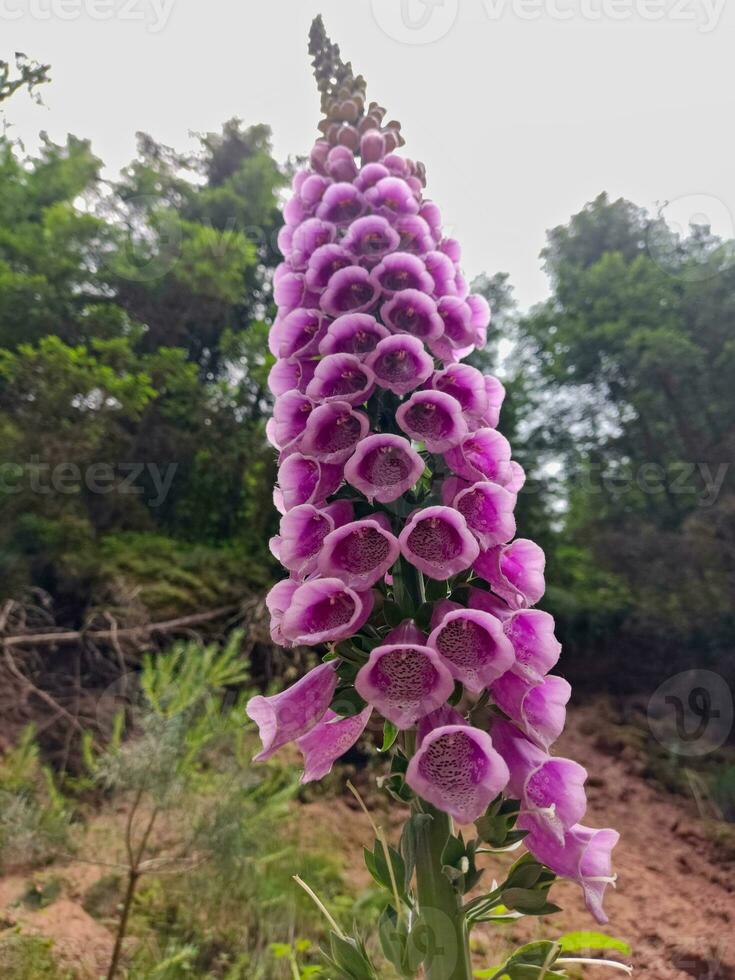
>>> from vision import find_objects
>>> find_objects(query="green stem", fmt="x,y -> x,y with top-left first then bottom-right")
412,801 -> 472,980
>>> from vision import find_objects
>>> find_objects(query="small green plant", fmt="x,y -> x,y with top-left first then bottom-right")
0,932 -> 71,980
0,727 -> 71,871
270,939 -> 325,978
68,630 -> 350,979
78,630 -> 253,978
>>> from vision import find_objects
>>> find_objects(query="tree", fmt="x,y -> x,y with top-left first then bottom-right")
0,115 -> 285,623
517,194 -> 735,686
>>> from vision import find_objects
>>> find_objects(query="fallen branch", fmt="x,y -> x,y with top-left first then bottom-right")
1,604 -> 239,650
3,647 -> 102,751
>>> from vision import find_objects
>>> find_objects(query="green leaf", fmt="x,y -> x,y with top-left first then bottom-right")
557,932 -> 631,955
380,720 -> 399,753
425,577 -> 450,601
330,686 -> 367,718
378,771 -> 414,804
506,942 -> 560,968
364,841 -> 407,900
441,832 -> 466,868
475,941 -> 567,980
399,812 -> 431,889
378,906 -> 418,978
502,888 -> 554,915
448,681 -> 464,706
383,602 -> 404,628
328,932 -> 376,979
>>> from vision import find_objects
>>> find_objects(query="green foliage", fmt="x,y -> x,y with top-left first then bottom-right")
71,636 -> 353,978
0,727 -> 71,870
0,54 -> 51,106
503,193 -> 735,689
0,115 -> 282,621
556,932 -> 630,955
270,940 -> 325,979
0,932 -> 71,980
474,940 -> 567,980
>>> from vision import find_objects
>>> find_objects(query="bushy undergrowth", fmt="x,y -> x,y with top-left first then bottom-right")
97,532 -> 272,620
0,727 -> 72,871
0,933 -> 73,980
0,634 -> 365,979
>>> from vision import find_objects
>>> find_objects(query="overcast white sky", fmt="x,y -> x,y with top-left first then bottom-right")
5,0 -> 735,310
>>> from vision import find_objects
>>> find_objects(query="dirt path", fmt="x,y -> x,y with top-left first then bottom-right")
537,702 -> 735,979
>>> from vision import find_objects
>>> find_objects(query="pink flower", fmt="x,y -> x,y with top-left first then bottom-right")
344,433 -> 425,503
444,428 -> 514,486
479,375 -> 505,428
276,453 -> 343,511
522,822 -> 619,924
342,214 -> 400,260
276,503 -> 336,577
297,706 -> 373,783
395,215 -> 434,254
355,642 -> 454,728
281,577 -> 374,645
270,308 -> 327,360
396,390 -> 467,452
305,353 -> 375,406
271,390 -> 315,449
504,609 -> 561,683
381,289 -> 444,340
305,244 -> 354,292
431,364 -> 489,418
491,672 -> 571,751
354,162 -> 390,192
316,182 -> 367,224
398,505 -> 479,580
318,313 -> 390,359
371,252 -> 434,296
428,607 -> 515,693
267,358 -> 316,397
299,401 -> 370,464
265,579 -> 300,645
320,266 -> 380,317
452,480 -> 517,549
365,334 -> 434,395
492,719 -> 588,843
247,661 -> 338,761
365,176 -> 419,219
406,724 -> 510,824
474,538 -> 546,609
360,129 -> 386,163
318,518 -> 400,590
325,144 -> 358,182
290,218 -> 336,268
